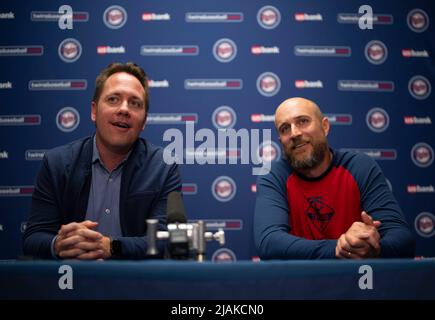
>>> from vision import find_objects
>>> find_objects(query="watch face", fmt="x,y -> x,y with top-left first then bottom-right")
111,239 -> 122,256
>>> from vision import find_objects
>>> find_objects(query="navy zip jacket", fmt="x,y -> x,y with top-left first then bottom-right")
23,136 -> 181,259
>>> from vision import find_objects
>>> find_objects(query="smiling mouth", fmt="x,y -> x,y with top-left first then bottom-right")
112,121 -> 130,129
293,142 -> 309,150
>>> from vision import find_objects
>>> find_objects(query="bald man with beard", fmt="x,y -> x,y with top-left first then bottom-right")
254,98 -> 415,259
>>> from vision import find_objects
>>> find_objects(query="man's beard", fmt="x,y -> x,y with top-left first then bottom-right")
283,138 -> 328,171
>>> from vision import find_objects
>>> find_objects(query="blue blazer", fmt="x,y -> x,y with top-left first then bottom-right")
23,136 -> 181,259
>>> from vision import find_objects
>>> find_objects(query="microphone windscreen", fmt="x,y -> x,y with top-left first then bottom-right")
166,191 -> 187,224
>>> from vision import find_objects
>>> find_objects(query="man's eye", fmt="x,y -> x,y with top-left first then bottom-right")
129,100 -> 142,108
298,118 -> 309,126
280,126 -> 290,134
107,96 -> 119,104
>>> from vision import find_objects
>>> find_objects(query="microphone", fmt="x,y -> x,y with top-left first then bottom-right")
166,191 -> 187,224
166,191 -> 189,259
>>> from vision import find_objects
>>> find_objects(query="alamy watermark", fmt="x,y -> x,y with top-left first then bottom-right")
163,122 -> 273,175
58,264 -> 73,290
58,5 -> 73,30
359,5 -> 373,30
358,264 -> 373,290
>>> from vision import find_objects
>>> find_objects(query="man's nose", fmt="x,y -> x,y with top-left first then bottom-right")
117,100 -> 129,114
289,124 -> 302,138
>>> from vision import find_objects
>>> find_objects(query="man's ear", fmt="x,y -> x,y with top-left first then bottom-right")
91,101 -> 97,123
322,117 -> 330,137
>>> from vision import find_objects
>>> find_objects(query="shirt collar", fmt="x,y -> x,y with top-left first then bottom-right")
92,135 -> 132,170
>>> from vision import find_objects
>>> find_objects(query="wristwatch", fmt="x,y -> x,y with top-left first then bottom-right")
110,238 -> 122,258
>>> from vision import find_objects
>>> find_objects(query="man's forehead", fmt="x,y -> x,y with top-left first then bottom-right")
276,107 -> 313,124
102,73 -> 145,95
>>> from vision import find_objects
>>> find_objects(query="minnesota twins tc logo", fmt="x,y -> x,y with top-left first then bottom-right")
305,195 -> 334,232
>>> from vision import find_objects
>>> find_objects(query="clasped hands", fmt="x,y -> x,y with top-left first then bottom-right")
335,211 -> 381,259
54,220 -> 111,260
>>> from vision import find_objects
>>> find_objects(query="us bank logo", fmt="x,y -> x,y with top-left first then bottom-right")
411,143 -> 433,168
408,76 -> 431,100
415,212 -> 435,238
103,5 -> 127,29
56,107 -> 79,132
407,9 -> 429,33
212,176 -> 236,202
365,40 -> 388,65
212,106 -> 236,129
213,38 -> 237,63
257,72 -> 280,97
366,108 -> 389,133
58,38 -> 81,63
257,6 -> 280,29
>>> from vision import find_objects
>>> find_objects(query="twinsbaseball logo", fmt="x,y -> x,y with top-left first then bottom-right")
365,40 -> 388,65
56,107 -> 80,132
182,183 -> 197,195
338,80 -> 394,92
213,38 -> 237,63
325,114 -> 352,125
257,72 -> 280,97
212,106 -> 237,129
58,38 -> 82,63
415,212 -> 435,238
257,6 -> 281,29
212,176 -> 237,202
185,12 -> 243,23
408,75 -> 431,100
103,5 -> 127,29
340,148 -> 397,160
141,45 -> 198,56
0,45 -> 43,56
407,9 -> 429,33
294,46 -> 351,57
366,108 -> 389,133
0,115 -> 41,126
0,186 -> 34,197
411,143 -> 434,168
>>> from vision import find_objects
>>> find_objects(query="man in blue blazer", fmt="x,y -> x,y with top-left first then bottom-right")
23,62 -> 181,260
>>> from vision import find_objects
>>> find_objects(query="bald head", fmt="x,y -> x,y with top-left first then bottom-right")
274,97 -> 331,176
275,97 -> 323,130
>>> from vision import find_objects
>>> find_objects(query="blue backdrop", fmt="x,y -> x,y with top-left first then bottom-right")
0,0 -> 434,260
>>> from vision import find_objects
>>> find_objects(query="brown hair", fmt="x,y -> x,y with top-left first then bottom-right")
92,62 -> 150,112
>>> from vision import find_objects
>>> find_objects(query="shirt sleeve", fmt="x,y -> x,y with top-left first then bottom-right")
352,153 -> 416,257
22,155 -> 62,259
254,166 -> 337,260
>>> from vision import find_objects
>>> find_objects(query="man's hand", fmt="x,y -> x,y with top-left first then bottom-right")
54,221 -> 111,260
335,211 -> 381,259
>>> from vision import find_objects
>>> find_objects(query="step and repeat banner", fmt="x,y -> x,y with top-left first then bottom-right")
0,1 -> 434,260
